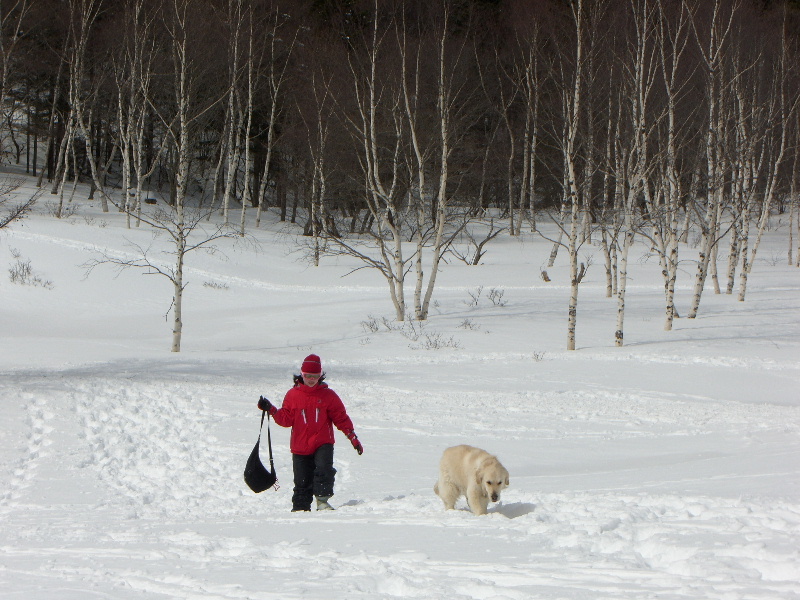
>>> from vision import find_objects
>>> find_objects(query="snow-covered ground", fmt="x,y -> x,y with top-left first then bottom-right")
1,173 -> 799,599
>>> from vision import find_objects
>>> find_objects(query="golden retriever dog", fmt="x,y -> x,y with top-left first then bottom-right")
434,445 -> 510,515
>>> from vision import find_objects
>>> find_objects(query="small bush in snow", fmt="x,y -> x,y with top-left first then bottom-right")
459,319 -> 480,330
44,200 -> 78,219
381,316 -> 401,332
399,319 -> 422,341
364,313 -> 462,350
466,286 -> 507,308
361,315 -> 380,333
203,280 -> 229,290
411,333 -> 461,350
9,257 -> 53,289
487,288 -> 506,306
466,286 -> 483,306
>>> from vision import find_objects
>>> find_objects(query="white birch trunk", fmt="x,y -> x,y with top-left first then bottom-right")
564,0 -> 585,352
687,0 -> 735,319
789,117 -> 798,266
343,3 -> 406,320
615,228 -> 634,346
399,20 -> 425,322
616,0 -> 655,346
171,248 -> 184,353
255,11 -> 295,228
168,0 -> 192,352
239,14 -> 255,237
37,44 -> 67,189
737,28 -> 789,301
417,8 -> 452,321
221,97 -> 242,225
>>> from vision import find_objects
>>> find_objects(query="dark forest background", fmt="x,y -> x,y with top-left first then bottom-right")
2,0 -> 799,337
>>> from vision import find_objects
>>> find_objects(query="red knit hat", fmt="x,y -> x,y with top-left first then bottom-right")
301,354 -> 322,374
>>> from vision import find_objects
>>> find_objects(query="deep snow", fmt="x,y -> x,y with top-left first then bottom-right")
1,173 -> 799,599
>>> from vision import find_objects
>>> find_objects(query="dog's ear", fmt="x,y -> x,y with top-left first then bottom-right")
475,470 -> 483,486
505,477 -> 510,486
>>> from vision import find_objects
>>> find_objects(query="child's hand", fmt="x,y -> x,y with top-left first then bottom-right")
347,431 -> 363,455
257,396 -> 273,412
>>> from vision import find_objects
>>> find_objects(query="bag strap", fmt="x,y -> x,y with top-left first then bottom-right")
266,412 -> 275,471
257,410 -> 276,471
256,409 -> 266,441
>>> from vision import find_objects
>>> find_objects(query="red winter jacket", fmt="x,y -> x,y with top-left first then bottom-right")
269,382 -> 355,455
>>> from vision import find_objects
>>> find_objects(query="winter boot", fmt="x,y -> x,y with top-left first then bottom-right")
315,496 -> 334,511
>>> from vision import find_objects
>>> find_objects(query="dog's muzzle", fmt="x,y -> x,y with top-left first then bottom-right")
491,493 -> 499,502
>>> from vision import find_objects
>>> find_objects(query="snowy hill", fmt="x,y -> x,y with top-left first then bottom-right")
2,174 -> 799,599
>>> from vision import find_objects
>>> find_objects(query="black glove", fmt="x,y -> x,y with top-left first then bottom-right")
257,396 -> 273,412
346,431 -> 363,455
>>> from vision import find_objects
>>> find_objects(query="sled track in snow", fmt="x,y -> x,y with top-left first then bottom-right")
0,392 -> 51,513
70,378 -> 245,519
32,491 -> 795,600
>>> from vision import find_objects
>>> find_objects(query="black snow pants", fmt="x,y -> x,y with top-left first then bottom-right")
291,443 -> 336,511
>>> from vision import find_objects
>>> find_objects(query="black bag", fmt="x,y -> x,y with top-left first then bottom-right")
244,411 -> 277,493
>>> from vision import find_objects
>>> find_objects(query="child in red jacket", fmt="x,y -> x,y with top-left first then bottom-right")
258,354 -> 363,512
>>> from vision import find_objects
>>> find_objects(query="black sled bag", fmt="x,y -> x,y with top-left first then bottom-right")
244,411 -> 277,493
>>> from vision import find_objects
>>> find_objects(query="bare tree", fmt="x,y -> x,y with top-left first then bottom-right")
686,0 -> 739,319
345,1 -> 408,318
0,0 -> 32,160
0,177 -> 37,228
512,11 -> 543,234
219,0 -> 246,227
67,0 -> 116,214
558,0 -> 590,350
735,7 -> 793,302
254,4 -> 296,229
414,0 -> 478,321
301,66 -> 336,267
791,108 -> 799,267
651,0 -> 692,331
476,41 -> 521,235
612,0 -> 660,347
92,0 -> 229,352
84,204 -> 235,352
112,0 -> 163,229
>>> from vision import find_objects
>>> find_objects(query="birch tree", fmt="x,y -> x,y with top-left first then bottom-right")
346,2 -> 407,318
736,12 -> 792,302
113,0 -> 160,229
254,5 -> 296,228
512,14 -> 542,234
0,176 -> 37,228
66,0 -> 114,214
415,0 -> 478,321
614,0 -> 659,347
96,0 -> 231,352
646,0 -> 690,330
219,0 -> 244,226
320,0 -> 478,323
0,0 -> 32,158
300,67 -> 335,267
476,43 -> 521,236
560,0 -> 589,351
686,0 -> 738,319
791,109 -> 799,267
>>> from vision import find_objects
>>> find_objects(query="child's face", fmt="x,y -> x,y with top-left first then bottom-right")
301,373 -> 320,386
